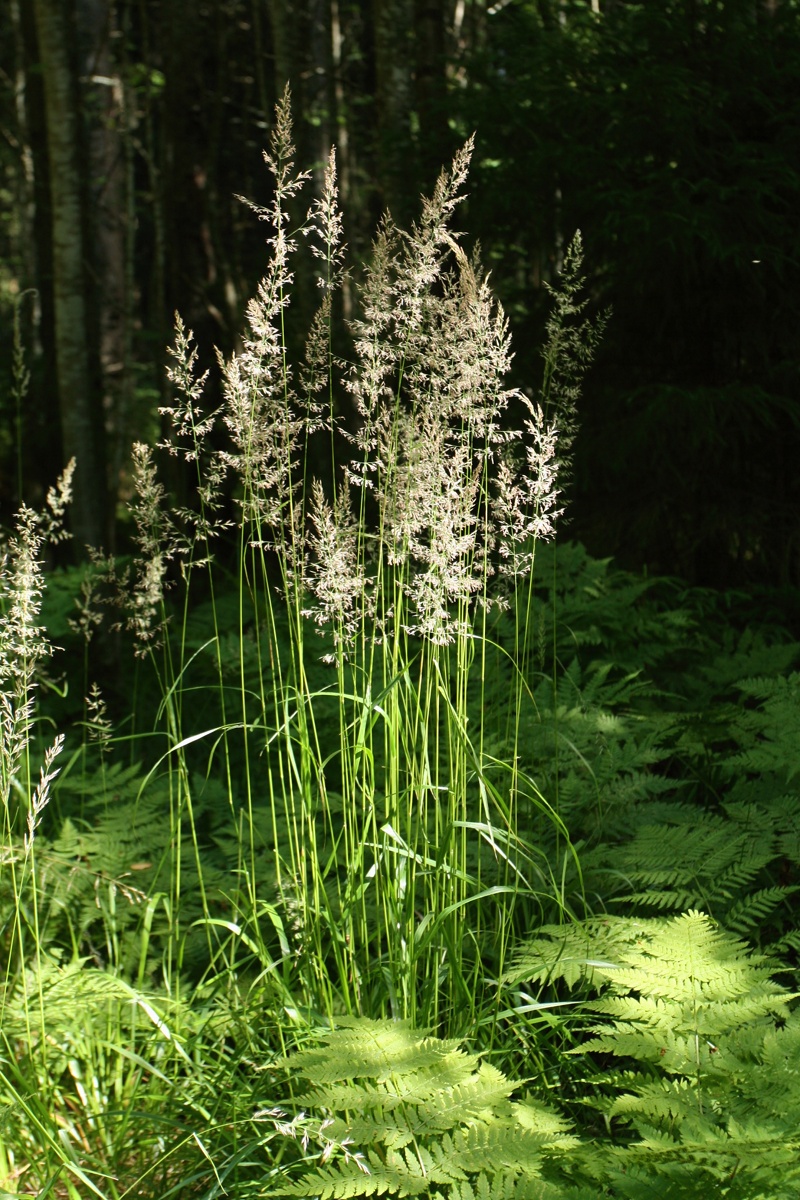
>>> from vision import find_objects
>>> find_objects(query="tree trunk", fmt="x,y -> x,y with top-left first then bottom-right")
12,0 -> 63,510
373,0 -> 416,225
32,0 -> 107,551
414,0 -> 448,192
77,0 -> 126,550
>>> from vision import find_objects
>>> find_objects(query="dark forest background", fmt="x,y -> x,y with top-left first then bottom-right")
2,0 -> 799,587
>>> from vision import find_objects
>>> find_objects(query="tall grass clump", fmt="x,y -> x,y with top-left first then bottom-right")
0,92 -> 602,1193
133,87 -> 602,1037
0,465 -> 138,1193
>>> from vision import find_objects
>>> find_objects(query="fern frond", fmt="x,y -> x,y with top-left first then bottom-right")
399,1065 -> 516,1143
449,1119 -> 580,1174
727,673 -> 800,782
441,1174 -> 595,1200
605,807 -> 780,919
541,911 -> 800,1196
609,1075 -> 709,1127
722,886 -> 793,934
284,1018 -> 464,1084
502,916 -> 647,991
282,1143 -> 447,1198
598,911 -> 784,1010
275,1018 -> 581,1198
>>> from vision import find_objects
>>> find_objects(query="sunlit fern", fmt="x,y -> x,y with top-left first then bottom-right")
506,910 -> 800,1199
273,1017 -> 595,1198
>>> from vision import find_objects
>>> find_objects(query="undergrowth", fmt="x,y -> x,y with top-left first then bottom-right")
2,91 -> 800,1198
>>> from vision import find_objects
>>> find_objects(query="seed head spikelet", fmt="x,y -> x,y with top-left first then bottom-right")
126,442 -> 177,654
1,462 -> 74,834
223,90 -> 313,571
303,480 -> 369,662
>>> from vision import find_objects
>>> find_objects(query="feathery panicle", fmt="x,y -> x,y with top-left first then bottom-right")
24,732 -> 65,852
491,409 -> 562,579
489,233 -> 602,577
299,152 -> 348,432
0,690 -> 33,821
127,442 -> 176,654
263,83 -> 311,212
0,507 -> 52,691
301,291 -> 337,435
540,231 -> 605,471
85,681 -> 113,756
220,332 -> 302,541
162,314 -> 213,463
305,147 -> 347,289
383,414 -> 482,644
370,135 -> 475,423
345,217 -> 401,479
223,94 -> 314,553
235,83 -> 310,321
397,135 -> 475,336
162,316 -> 231,553
67,567 -> 105,643
0,459 -> 74,692
237,84 -> 311,238
1,462 -> 73,831
42,457 -> 76,542
339,138 -> 585,642
303,480 -> 369,662
436,241 -> 520,447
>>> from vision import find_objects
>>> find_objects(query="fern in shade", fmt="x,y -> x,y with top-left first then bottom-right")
582,663 -> 800,937
597,796 -> 797,933
273,1018 -> 594,1198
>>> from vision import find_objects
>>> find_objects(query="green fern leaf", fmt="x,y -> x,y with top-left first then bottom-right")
274,1018 -> 582,1198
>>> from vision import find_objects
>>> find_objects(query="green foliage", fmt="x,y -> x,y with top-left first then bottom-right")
472,540 -> 800,946
275,1019 -> 592,1199
509,911 -> 800,1198
573,635 -> 800,937
7,514 -> 800,1197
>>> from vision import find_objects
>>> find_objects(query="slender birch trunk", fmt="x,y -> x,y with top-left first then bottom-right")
33,0 -> 107,551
